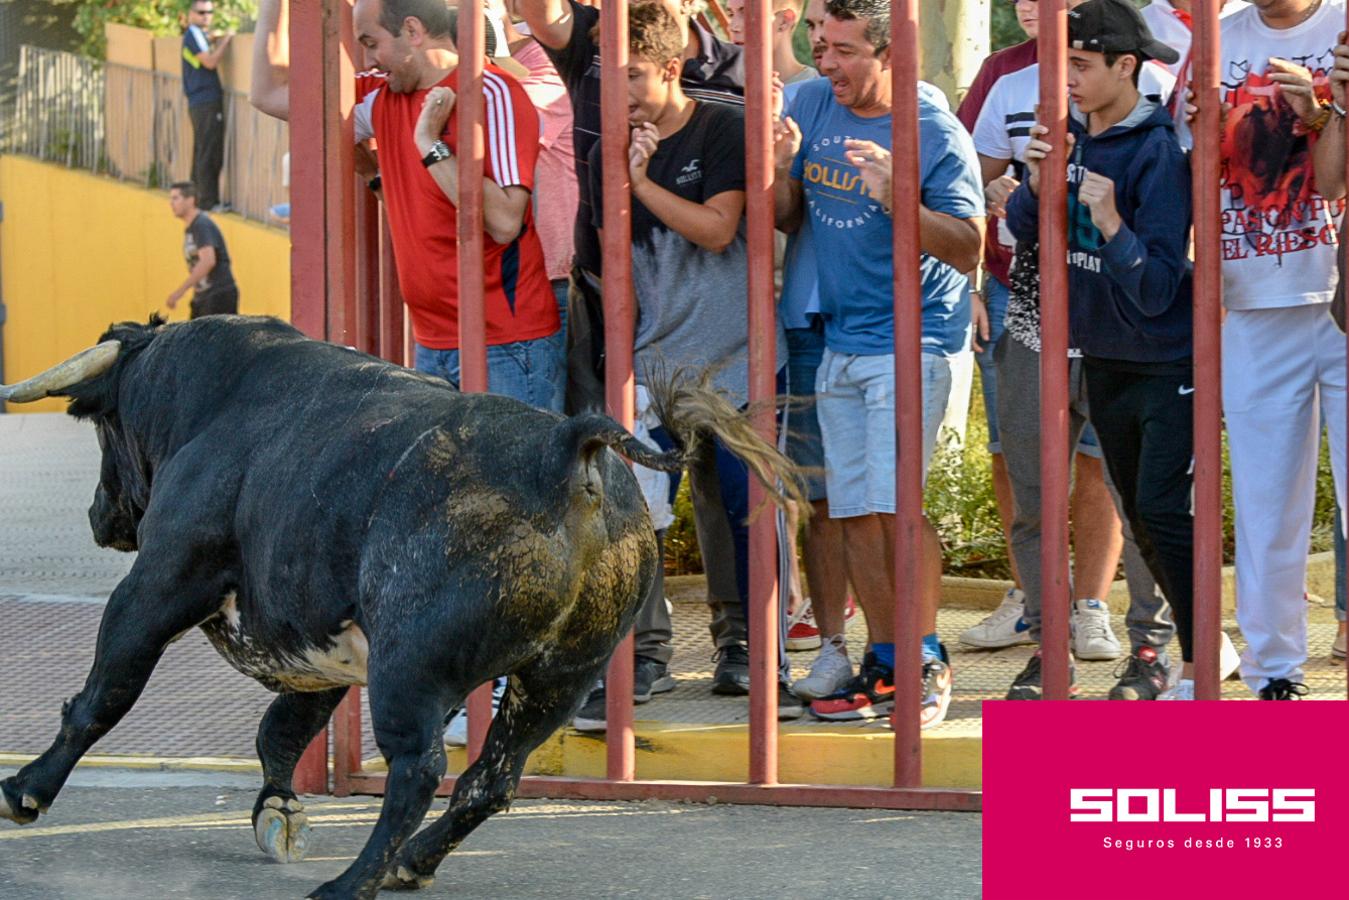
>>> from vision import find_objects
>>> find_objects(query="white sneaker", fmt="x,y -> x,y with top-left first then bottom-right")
1220,632 -> 1241,680
792,635 -> 853,700
1334,629 -> 1346,660
1071,599 -> 1122,661
958,588 -> 1032,649
444,677 -> 506,746
1159,678 -> 1194,700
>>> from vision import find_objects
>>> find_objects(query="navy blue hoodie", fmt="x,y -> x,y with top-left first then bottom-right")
1005,97 -> 1192,362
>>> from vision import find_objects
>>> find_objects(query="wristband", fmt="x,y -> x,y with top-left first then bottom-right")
367,174 -> 381,193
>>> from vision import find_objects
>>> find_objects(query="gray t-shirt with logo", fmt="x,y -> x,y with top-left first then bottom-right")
590,102 -> 783,407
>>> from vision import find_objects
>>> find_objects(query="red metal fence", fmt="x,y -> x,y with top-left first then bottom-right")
282,0 -> 1347,809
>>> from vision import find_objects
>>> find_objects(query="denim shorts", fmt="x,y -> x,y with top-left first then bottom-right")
414,327 -> 567,413
816,349 -> 953,518
785,324 -> 828,503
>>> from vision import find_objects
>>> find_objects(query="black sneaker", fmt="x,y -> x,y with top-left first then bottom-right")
778,681 -> 805,720
572,684 -> 606,732
810,651 -> 895,720
1259,678 -> 1309,700
712,644 -> 751,695
1108,645 -> 1170,700
1006,651 -> 1078,700
634,656 -> 676,703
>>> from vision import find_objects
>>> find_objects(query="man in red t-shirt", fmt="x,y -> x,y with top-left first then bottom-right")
251,0 -> 564,412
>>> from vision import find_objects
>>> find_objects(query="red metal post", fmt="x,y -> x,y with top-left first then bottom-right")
331,687 -> 363,797
600,0 -> 637,784
378,210 -> 405,366
890,0 -> 923,787
745,0 -> 778,786
356,180 -> 381,355
288,0 -> 360,793
456,0 -> 495,764
1036,0 -> 1072,702
1192,0 -> 1223,701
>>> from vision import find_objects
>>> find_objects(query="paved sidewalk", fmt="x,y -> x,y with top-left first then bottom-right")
0,769 -> 982,899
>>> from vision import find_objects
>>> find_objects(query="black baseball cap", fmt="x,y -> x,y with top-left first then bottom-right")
1068,0 -> 1180,66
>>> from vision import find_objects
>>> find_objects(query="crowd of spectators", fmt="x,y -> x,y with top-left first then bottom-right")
248,0 -> 1349,732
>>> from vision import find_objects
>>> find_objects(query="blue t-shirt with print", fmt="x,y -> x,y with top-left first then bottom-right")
789,78 -> 983,356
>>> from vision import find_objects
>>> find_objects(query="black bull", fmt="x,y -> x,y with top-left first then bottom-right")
0,315 -> 801,899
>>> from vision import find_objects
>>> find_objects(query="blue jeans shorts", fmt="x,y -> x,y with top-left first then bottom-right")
816,349 -> 953,518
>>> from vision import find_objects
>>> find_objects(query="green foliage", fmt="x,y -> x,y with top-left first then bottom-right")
47,0 -> 255,59
990,1 -> 1027,52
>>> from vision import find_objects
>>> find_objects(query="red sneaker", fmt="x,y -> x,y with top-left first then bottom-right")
786,595 -> 858,651
809,651 -> 894,720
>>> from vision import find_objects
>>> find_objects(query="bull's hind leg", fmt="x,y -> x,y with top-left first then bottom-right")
304,674 -> 451,900
253,687 -> 348,863
0,563 -> 223,825
381,661 -> 604,891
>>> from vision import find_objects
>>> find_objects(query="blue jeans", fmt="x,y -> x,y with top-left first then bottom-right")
975,276 -> 1011,453
785,323 -> 828,503
414,328 -> 566,413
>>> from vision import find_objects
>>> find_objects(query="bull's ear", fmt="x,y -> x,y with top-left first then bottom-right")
0,341 -> 121,404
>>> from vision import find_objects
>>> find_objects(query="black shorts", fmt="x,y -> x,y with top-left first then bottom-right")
190,286 -> 239,318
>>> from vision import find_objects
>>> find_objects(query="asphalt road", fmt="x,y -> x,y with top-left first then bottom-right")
0,768 -> 981,899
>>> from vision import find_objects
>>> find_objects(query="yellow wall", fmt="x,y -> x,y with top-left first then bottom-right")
1,155 -> 290,412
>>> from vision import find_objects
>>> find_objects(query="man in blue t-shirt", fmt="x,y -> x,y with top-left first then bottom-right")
181,0 -> 232,211
773,0 -> 984,729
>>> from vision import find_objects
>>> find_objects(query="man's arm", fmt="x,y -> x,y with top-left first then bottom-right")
250,0 -> 289,120
416,86 -> 533,245
1314,34 -> 1349,200
192,32 -> 233,70
773,116 -> 804,232
167,246 -> 216,309
919,208 -> 985,275
517,0 -> 577,51
636,184 -> 746,253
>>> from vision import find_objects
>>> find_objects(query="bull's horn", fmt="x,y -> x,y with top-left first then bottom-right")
0,341 -> 122,403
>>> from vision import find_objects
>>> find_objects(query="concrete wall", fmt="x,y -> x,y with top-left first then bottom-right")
1,155 -> 291,413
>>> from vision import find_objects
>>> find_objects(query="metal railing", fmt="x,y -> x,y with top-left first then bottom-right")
5,45 -> 288,224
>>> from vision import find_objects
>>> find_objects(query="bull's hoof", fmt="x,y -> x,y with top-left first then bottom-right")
0,780 -> 39,825
254,795 -> 311,863
381,866 -> 435,891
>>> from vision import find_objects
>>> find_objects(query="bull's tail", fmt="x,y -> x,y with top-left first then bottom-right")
554,366 -> 806,516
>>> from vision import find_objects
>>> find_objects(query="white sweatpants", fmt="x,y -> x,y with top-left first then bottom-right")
1223,304 -> 1348,692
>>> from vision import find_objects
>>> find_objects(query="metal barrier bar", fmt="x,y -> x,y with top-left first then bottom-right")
378,209 -> 405,367
600,0 -> 638,783
455,0 -> 496,765
1037,0 -> 1072,702
745,0 -> 779,786
1192,0 -> 1223,700
345,772 -> 982,810
323,0 -> 979,811
890,0 -> 924,788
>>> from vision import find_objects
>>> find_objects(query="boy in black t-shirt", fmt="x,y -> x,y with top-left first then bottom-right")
167,181 -> 238,319
569,2 -> 799,732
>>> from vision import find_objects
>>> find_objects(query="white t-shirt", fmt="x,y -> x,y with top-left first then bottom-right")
1141,1 -> 1252,80
971,62 -> 1176,249
1214,1 -> 1345,310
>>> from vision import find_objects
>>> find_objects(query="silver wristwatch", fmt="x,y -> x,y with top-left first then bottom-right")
421,139 -> 452,168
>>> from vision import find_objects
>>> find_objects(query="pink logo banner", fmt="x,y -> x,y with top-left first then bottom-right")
983,701 -> 1349,898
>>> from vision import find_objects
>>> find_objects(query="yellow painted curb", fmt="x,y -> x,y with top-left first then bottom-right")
361,723 -> 982,790
0,753 -> 261,772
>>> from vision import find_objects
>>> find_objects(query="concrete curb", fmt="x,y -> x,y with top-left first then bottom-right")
672,552 -> 1340,617
363,723 -> 981,790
